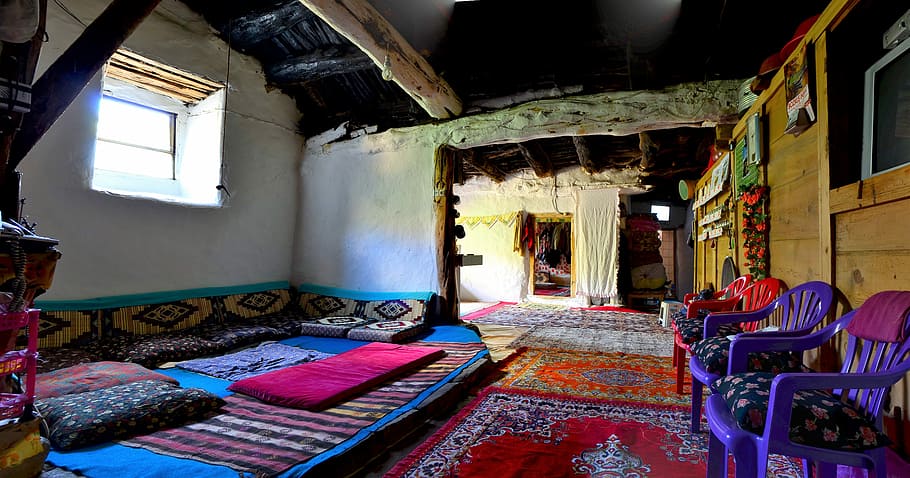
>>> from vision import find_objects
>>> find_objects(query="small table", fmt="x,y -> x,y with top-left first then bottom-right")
627,290 -> 666,312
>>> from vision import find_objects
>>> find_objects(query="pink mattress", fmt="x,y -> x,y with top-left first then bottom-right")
227,342 -> 446,410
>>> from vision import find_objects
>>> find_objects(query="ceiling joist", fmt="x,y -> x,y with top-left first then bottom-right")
572,136 -> 598,175
266,47 -> 375,86
226,0 -> 315,49
298,0 -> 462,119
462,149 -> 506,183
517,142 -> 553,178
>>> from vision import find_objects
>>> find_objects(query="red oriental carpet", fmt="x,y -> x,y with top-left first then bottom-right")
385,387 -> 804,478
493,348 -> 689,406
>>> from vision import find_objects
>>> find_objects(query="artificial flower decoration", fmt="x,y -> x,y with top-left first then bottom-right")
741,185 -> 770,279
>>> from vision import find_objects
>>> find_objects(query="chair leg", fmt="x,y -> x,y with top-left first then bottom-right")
690,377 -> 703,433
672,341 -> 679,367
728,437 -> 763,478
707,430 -> 727,478
676,348 -> 686,394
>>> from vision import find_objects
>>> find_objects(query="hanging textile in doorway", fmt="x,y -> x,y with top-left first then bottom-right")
574,188 -> 619,299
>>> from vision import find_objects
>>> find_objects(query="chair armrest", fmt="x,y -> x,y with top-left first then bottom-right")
683,292 -> 697,305
764,366 -> 910,444
686,296 -> 740,318
702,306 -> 773,337
726,314 -> 853,374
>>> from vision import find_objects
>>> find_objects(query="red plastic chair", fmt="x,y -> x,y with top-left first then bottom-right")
682,274 -> 752,306
673,277 -> 779,394
706,291 -> 910,478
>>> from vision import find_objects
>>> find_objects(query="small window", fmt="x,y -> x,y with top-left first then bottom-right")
95,96 -> 175,179
91,49 -> 226,206
651,204 -> 670,222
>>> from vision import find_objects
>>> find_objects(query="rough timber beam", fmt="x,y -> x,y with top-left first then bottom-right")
638,131 -> 659,170
227,0 -> 315,49
9,0 -> 164,170
517,142 -> 553,178
572,136 -> 598,175
266,47 -> 375,86
463,149 -> 507,183
440,80 -> 740,149
299,0 -> 462,119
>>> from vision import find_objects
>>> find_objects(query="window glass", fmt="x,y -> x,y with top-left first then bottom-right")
651,204 -> 670,221
95,96 -> 175,179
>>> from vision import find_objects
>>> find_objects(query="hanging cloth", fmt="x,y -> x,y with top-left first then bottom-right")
574,188 -> 620,299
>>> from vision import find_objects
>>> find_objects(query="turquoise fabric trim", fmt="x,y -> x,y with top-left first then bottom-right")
35,281 -> 291,311
296,283 -> 434,302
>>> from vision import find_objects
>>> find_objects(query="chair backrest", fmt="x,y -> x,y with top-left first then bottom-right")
738,278 -> 782,320
836,306 -> 910,425
724,274 -> 753,300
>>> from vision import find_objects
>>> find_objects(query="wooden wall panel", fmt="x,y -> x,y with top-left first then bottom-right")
767,129 -> 819,186
835,198 -> 910,254
769,175 -> 820,242
769,238 -> 822,288
835,251 -> 910,305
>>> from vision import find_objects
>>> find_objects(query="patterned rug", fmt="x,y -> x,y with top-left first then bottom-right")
467,304 -> 665,332
510,326 -> 673,356
384,387 -> 803,478
493,348 -> 688,406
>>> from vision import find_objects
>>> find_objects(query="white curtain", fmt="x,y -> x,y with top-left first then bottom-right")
574,188 -> 619,299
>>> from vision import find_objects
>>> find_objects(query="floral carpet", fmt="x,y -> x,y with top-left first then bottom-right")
384,387 -> 804,478
492,348 -> 689,406
466,304 -> 665,332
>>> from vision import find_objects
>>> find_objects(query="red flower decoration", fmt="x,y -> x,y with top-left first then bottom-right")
741,185 -> 770,279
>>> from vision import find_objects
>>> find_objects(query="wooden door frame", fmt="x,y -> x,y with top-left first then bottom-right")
528,213 -> 574,297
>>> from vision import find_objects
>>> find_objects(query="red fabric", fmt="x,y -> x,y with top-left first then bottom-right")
460,302 -> 515,321
581,305 -> 644,313
227,342 -> 445,410
36,361 -> 178,399
847,291 -> 910,343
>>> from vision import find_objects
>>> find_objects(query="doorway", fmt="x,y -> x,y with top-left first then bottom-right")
530,214 -> 573,297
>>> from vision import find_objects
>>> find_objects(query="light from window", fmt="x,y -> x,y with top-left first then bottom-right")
95,96 -> 175,179
651,204 -> 670,221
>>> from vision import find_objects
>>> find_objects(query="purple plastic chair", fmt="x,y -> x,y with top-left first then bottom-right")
688,280 -> 833,433
705,293 -> 910,478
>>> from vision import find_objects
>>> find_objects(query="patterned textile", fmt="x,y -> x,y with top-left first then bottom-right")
217,288 -> 293,321
36,361 -> 178,399
119,342 -> 488,476
37,380 -> 225,450
176,342 -> 333,381
690,336 -> 809,375
105,298 -> 219,337
675,318 -> 743,345
299,316 -> 375,338
713,373 -> 891,451
188,322 -> 281,349
469,304 -> 662,331
494,348 -> 690,406
247,311 -> 307,338
297,292 -> 428,323
346,320 -> 427,343
18,310 -> 98,350
385,387 -> 804,478
35,347 -> 100,374
84,333 -> 224,369
512,326 -> 673,356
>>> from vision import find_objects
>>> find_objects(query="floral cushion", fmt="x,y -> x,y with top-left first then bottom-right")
691,336 -> 809,375
189,323 -> 281,349
35,347 -> 101,374
248,312 -> 307,338
85,334 -> 224,369
676,318 -> 743,345
36,361 -> 178,399
712,372 -> 892,451
36,379 -> 225,450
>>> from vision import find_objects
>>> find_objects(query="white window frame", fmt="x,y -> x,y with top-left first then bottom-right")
91,58 -> 226,207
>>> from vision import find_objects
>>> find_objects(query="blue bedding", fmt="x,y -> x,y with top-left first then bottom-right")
46,325 -> 488,477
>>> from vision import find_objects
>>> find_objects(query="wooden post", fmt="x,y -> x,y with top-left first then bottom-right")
434,145 -> 457,322
0,0 -> 47,220
8,0 -> 164,172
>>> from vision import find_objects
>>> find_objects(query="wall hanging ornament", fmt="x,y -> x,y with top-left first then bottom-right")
740,185 -> 770,279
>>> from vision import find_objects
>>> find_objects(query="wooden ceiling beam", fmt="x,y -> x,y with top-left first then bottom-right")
266,47 -> 375,85
298,0 -> 462,119
517,142 -> 553,178
8,0 -> 163,171
226,0 -> 314,49
462,149 -> 507,183
638,131 -> 659,170
572,136 -> 599,175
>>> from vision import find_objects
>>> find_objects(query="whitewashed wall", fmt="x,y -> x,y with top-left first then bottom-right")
19,0 -> 302,299
293,130 -> 438,292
